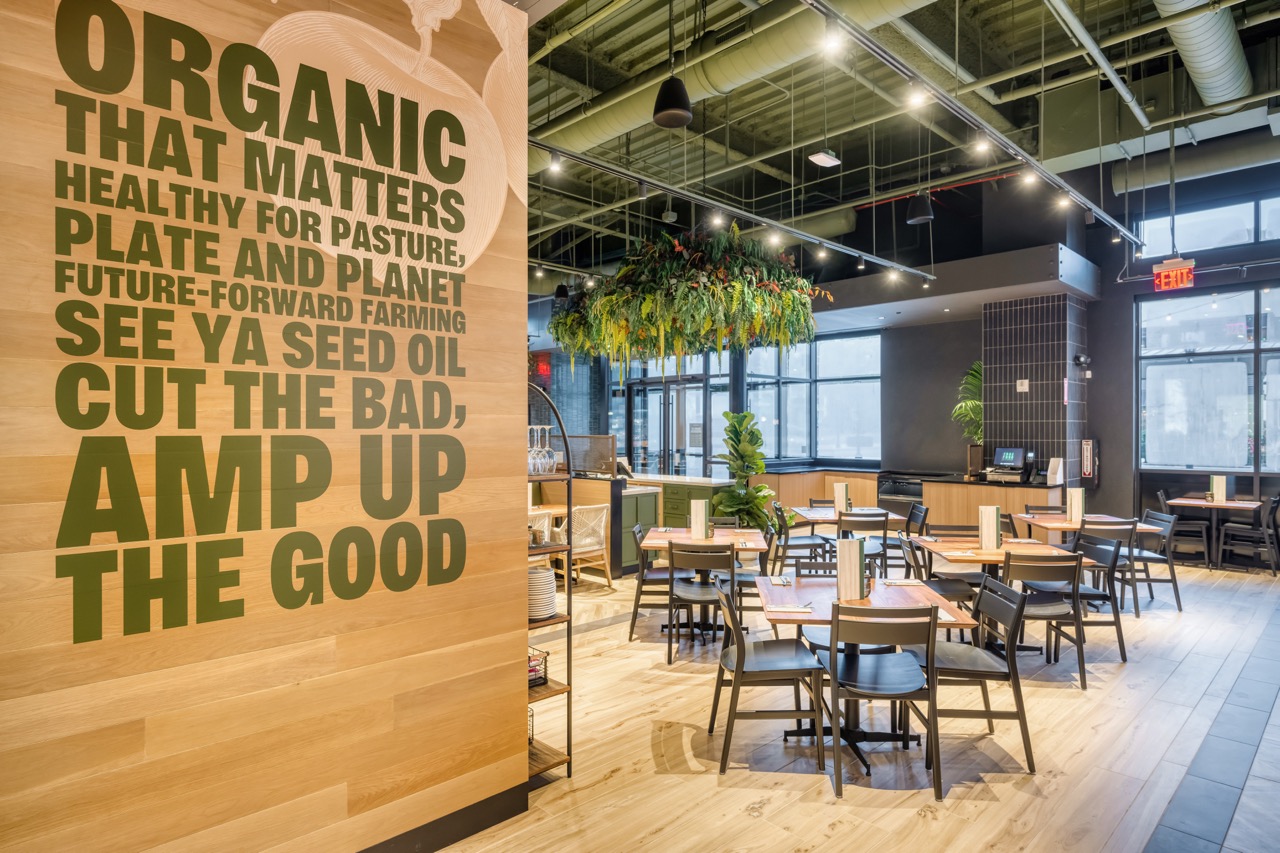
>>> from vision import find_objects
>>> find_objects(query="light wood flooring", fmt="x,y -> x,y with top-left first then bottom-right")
452,564 -> 1280,853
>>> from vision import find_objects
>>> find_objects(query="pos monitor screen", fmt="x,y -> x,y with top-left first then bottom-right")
994,447 -> 1025,468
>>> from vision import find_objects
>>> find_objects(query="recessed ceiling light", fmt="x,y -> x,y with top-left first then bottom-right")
808,148 -> 841,168
944,308 -> 951,312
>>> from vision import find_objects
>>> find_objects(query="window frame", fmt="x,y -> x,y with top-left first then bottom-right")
1138,194 -> 1280,262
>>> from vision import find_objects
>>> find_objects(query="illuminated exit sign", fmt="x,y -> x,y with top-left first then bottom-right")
1154,257 -> 1195,291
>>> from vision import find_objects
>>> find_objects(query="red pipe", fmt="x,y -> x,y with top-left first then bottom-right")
854,171 -> 1022,210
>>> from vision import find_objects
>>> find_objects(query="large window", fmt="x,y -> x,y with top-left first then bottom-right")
815,335 -> 881,460
1139,286 -> 1280,472
1139,195 -> 1280,259
747,344 -> 811,459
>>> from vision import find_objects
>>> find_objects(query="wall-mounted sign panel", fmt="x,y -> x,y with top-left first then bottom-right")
0,0 -> 528,848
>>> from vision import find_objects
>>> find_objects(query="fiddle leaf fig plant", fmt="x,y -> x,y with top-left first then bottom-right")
951,360 -> 984,444
710,411 -> 775,533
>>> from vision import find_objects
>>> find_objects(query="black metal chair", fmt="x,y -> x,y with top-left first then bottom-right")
899,531 -> 976,642
1119,510 -> 1183,613
1217,495 -> 1280,576
666,540 -> 736,665
1025,534 -> 1128,662
1001,550 -> 1088,689
1020,504 -> 1067,538
881,503 -> 929,577
830,509 -> 890,576
771,501 -> 830,573
708,581 -> 826,775
627,523 -> 694,642
820,603 -> 942,799
709,515 -> 741,528
903,576 -> 1036,773
924,523 -> 986,587
1158,489 -> 1210,566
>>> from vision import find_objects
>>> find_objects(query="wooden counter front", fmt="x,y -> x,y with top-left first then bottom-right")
922,481 -> 1063,526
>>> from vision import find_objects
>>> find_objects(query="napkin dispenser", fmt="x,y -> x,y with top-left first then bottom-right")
690,499 -> 710,539
978,505 -> 1002,550
837,537 -> 867,601
1066,487 -> 1085,525
834,482 -> 850,512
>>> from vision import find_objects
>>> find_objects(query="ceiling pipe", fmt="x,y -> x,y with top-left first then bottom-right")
529,0 -> 936,174
1041,0 -> 1151,130
1154,0 -> 1253,112
800,0 -> 1142,246
1149,88 -> 1280,129
889,19 -> 1001,106
740,208 -> 858,243
529,0 -> 634,66
1111,128 -> 1280,194
826,52 -> 969,150
529,138 -> 936,279
533,1 -> 805,138
993,43 -> 1179,104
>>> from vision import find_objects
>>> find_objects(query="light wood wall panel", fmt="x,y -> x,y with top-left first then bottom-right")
922,483 -> 1064,526
0,0 -> 528,849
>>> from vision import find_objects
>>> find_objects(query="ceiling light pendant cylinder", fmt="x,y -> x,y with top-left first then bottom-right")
905,191 -> 934,225
653,76 -> 693,128
553,282 -> 569,300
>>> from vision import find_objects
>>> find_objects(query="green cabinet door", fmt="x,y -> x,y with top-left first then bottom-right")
621,491 -> 660,569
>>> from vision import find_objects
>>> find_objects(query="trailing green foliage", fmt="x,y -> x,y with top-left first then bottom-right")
710,411 -> 775,533
950,360 -> 984,444
547,225 -> 831,363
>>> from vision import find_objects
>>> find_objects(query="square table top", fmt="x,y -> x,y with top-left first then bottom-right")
528,504 -> 568,518
1014,513 -> 1161,534
1166,497 -> 1262,511
640,526 -> 770,553
911,536 -> 1093,566
789,506 -> 907,524
755,575 -> 978,630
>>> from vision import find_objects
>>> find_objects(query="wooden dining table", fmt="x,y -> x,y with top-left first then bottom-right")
788,506 -> 907,525
1166,496 -> 1262,568
1013,512 -> 1161,537
639,526 -> 770,553
529,503 -> 569,519
755,574 -> 977,630
756,572 -> 975,771
911,535 -> 1095,573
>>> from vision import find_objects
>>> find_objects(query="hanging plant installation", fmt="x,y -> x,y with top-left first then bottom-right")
548,225 -> 831,364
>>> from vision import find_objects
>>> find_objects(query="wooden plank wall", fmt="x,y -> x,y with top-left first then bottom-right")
922,483 -> 1064,525
0,0 -> 528,849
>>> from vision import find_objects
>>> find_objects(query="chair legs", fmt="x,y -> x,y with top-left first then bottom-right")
1010,676 -> 1036,773
628,580 -> 646,641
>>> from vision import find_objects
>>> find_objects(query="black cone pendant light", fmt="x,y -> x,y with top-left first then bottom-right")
653,77 -> 692,128
653,0 -> 692,129
906,191 -> 934,225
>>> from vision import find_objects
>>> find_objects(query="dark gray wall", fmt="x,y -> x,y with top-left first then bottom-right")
881,320 -> 982,473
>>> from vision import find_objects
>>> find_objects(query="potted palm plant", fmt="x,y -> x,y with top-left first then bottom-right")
951,361 -> 984,479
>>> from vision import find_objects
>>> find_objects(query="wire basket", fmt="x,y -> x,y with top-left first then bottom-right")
528,646 -> 549,687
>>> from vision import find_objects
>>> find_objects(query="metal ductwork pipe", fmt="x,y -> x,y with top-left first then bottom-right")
529,0 -> 934,174
741,208 -> 857,243
1154,0 -> 1253,112
1110,129 -> 1280,194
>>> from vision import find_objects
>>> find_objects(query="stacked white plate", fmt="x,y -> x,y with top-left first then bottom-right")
528,568 -> 558,620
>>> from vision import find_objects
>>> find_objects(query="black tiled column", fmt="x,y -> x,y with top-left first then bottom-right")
983,294 -> 1088,486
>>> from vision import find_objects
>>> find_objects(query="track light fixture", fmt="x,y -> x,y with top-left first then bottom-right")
534,264 -> 544,278
1110,229 -> 1122,244
1056,195 -> 1071,209
1021,170 -> 1037,185
817,246 -> 829,260
638,181 -> 648,199
549,152 -> 562,172
906,84 -> 928,108
857,258 -> 866,270
710,210 -> 724,227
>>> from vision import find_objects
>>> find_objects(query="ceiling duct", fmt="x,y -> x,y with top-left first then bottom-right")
529,0 -> 934,174
741,208 -> 857,244
1153,0 -> 1253,113
1110,129 -> 1280,194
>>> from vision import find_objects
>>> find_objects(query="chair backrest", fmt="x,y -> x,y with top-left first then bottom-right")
529,510 -> 554,539
809,498 -> 835,508
571,504 -> 609,550
896,531 -> 928,581
905,503 -> 929,536
1001,513 -> 1019,537
927,523 -> 979,538
830,604 -> 937,667
709,516 -> 740,528
713,580 -> 747,669
1156,489 -> 1173,514
771,502 -> 793,544
837,509 -> 889,539
1025,504 -> 1066,515
631,523 -> 653,577
1139,509 -> 1176,548
795,560 -> 837,576
1078,518 -> 1136,550
969,576 -> 1028,664
1264,495 -> 1280,535
1001,551 -> 1083,600
1073,533 -> 1121,584
667,540 -> 736,584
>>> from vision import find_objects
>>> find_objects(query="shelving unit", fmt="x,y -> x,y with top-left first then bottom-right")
527,383 -> 573,780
